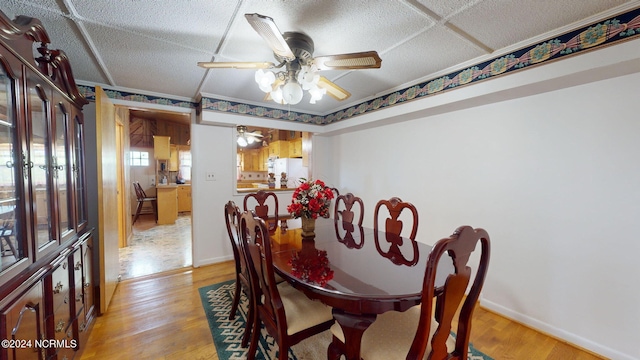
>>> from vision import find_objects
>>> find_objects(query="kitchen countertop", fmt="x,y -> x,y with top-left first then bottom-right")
236,187 -> 296,193
157,183 -> 190,188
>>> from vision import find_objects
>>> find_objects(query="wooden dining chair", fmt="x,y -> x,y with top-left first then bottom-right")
224,201 -> 253,347
0,217 -> 18,258
373,197 -> 420,266
240,211 -> 334,360
334,192 -> 364,226
243,190 -> 279,234
328,225 -> 491,360
133,181 -> 157,224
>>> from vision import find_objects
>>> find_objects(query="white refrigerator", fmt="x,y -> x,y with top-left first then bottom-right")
273,158 -> 307,188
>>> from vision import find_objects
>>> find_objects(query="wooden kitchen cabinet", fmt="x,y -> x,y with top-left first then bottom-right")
156,186 -> 178,224
169,145 -> 179,171
269,140 -> 290,158
241,150 -> 260,171
259,147 -> 269,171
177,185 -> 192,212
0,12 -> 96,360
153,135 -> 171,159
290,138 -> 302,157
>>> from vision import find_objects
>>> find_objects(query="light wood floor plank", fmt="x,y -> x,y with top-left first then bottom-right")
79,261 -> 605,360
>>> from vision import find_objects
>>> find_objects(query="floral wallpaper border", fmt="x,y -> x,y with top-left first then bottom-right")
79,6 -> 640,126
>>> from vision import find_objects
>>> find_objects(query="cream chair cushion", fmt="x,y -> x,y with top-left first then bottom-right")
278,282 -> 333,335
330,305 -> 455,360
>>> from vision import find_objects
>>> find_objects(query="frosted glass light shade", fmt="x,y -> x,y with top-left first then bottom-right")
271,86 -> 285,104
255,69 -> 275,93
282,81 -> 303,104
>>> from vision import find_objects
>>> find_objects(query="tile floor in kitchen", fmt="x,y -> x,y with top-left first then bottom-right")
119,213 -> 192,280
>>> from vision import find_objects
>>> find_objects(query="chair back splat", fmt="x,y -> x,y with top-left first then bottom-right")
243,190 -> 279,234
334,193 -> 364,227
373,197 -> 419,266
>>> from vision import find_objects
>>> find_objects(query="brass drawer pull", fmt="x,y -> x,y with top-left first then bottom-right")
55,319 -> 65,333
53,281 -> 64,294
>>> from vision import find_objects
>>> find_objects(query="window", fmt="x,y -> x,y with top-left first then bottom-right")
130,151 -> 149,166
178,149 -> 191,181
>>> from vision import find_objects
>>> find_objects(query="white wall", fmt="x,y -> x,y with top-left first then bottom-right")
189,118 -> 320,267
312,70 -> 640,360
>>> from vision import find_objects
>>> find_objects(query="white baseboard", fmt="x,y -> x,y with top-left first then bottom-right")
480,298 -> 635,360
192,255 -> 233,268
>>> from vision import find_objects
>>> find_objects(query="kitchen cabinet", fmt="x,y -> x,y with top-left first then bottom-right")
269,140 -> 290,158
259,147 -> 269,171
156,185 -> 178,224
0,12 -> 95,359
241,150 -> 261,171
169,145 -> 178,171
177,185 -> 192,212
290,138 -> 302,157
153,136 -> 171,159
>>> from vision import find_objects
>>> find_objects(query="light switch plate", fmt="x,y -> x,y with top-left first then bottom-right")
205,172 -> 216,181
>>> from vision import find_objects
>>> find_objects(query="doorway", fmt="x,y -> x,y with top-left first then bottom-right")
120,107 -> 193,280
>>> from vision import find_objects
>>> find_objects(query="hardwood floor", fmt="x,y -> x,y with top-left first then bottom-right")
79,261 -> 605,360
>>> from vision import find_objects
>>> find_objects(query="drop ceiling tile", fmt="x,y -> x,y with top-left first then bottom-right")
448,0 -> 633,51
68,0 -> 238,52
81,22 -> 206,98
2,1 -> 109,84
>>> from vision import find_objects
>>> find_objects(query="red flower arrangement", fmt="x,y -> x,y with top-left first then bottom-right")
286,178 -> 334,219
288,249 -> 334,286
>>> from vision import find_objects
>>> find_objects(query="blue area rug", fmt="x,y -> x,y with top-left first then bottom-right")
199,280 -> 493,360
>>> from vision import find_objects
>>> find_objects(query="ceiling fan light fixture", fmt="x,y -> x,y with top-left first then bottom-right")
255,69 -> 276,92
308,84 -> 326,104
271,86 -> 285,104
237,136 -> 248,147
282,81 -> 303,105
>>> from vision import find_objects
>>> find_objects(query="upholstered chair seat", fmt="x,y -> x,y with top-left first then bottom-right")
330,305 -> 455,360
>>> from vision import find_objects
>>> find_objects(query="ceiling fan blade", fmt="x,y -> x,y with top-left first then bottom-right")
318,76 -> 351,101
245,13 -> 295,62
312,51 -> 382,71
197,61 -> 276,69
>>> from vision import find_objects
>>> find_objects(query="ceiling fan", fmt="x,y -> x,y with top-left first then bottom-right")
236,125 -> 265,147
198,13 -> 382,105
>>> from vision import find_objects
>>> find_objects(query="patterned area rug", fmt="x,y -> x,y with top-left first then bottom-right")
199,280 -> 493,360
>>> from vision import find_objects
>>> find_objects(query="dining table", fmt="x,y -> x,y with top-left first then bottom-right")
270,216 -> 453,360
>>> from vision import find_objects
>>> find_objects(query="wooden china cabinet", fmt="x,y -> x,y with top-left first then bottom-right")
0,12 -> 95,360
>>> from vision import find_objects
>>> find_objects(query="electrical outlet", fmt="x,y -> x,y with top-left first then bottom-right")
205,172 -> 216,181
150,176 -> 155,186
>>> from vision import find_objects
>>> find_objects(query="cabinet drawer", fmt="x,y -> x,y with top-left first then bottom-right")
1,282 -> 43,360
51,263 -> 70,312
71,249 -> 84,317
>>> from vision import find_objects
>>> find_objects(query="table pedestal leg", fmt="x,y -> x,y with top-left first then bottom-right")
332,309 -> 376,360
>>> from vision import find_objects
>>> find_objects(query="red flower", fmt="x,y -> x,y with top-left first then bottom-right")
287,178 -> 333,219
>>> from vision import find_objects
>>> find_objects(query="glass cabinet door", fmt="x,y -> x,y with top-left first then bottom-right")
73,116 -> 87,228
54,100 -> 73,238
0,66 -> 26,273
28,85 -> 55,250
